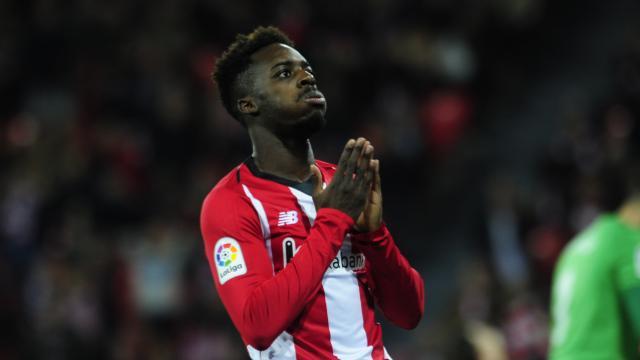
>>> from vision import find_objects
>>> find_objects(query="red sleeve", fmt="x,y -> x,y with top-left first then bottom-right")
353,224 -> 424,329
200,188 -> 354,350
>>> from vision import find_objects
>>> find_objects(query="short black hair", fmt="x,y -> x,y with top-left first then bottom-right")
213,26 -> 294,124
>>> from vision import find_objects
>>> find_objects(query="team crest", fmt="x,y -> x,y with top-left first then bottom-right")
214,237 -> 247,284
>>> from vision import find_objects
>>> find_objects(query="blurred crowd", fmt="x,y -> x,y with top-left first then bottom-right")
1,0 -> 639,359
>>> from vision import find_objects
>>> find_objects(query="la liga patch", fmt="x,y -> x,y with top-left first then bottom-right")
214,237 -> 247,284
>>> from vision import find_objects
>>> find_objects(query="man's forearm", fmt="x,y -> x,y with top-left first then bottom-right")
229,209 -> 352,350
355,225 -> 425,329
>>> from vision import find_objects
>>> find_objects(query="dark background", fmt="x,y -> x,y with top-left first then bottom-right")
2,0 -> 640,358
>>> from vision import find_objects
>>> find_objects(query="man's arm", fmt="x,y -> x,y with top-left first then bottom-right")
623,287 -> 640,345
201,138 -> 374,350
354,225 -> 425,329
615,245 -> 640,353
351,158 -> 424,329
201,192 -> 352,350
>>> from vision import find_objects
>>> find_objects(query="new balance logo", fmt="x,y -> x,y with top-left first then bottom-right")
278,211 -> 299,226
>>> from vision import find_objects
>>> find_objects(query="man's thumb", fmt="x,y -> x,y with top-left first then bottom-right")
309,164 -> 323,197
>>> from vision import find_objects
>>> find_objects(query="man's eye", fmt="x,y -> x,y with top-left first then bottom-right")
277,70 -> 291,78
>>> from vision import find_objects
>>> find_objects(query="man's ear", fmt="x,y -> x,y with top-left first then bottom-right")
237,97 -> 258,116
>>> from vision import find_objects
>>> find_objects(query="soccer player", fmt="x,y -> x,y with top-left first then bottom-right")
549,169 -> 640,359
199,27 -> 424,359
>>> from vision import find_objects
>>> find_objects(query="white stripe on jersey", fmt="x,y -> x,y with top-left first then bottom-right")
290,188 -> 373,359
288,187 -> 317,226
242,184 -> 274,272
243,186 -> 296,358
322,239 -> 373,359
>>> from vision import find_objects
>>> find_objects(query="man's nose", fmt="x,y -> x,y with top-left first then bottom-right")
298,70 -> 316,87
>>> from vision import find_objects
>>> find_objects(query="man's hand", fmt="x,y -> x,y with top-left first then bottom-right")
355,158 -> 382,232
310,138 -> 374,221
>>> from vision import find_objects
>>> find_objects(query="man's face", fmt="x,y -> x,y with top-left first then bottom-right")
247,43 -> 326,137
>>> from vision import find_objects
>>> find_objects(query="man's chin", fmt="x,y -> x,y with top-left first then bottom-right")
285,110 -> 326,138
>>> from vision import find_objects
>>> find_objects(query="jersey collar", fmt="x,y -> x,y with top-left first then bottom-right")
244,157 -> 316,196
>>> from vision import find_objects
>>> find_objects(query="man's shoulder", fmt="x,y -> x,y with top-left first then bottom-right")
202,164 -> 248,212
199,164 -> 264,242
562,215 -> 639,270
593,215 -> 640,254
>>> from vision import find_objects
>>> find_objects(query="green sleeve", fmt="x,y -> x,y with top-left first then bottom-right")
615,245 -> 640,291
623,287 -> 640,342
617,244 -> 640,348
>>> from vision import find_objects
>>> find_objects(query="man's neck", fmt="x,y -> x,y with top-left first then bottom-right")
248,125 -> 315,183
618,198 -> 640,230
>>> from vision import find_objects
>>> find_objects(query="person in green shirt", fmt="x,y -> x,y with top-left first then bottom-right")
549,172 -> 640,359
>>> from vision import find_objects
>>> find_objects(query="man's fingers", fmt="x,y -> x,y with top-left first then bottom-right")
363,163 -> 374,187
335,138 -> 356,182
345,138 -> 367,176
355,144 -> 374,181
309,164 -> 324,197
361,144 -> 374,171
373,159 -> 381,192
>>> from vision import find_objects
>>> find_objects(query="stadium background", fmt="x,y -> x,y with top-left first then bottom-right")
1,0 -> 640,358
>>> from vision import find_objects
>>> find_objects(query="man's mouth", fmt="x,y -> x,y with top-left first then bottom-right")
301,91 -> 326,105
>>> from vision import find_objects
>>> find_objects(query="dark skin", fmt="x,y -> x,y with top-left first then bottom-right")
236,43 -> 382,230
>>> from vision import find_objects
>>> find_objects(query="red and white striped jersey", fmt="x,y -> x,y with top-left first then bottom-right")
200,159 -> 424,359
